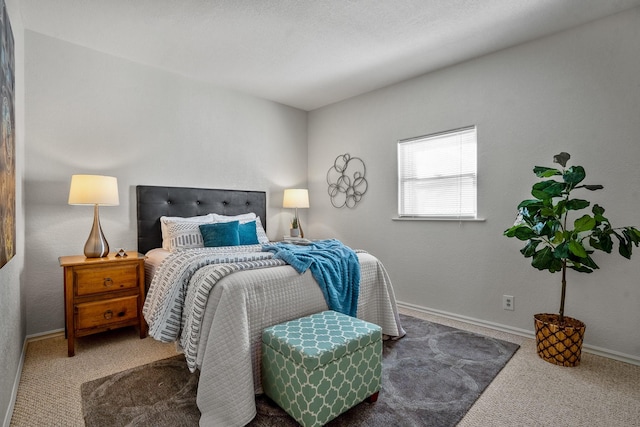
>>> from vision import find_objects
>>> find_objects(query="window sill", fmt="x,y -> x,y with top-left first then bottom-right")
392,217 -> 486,222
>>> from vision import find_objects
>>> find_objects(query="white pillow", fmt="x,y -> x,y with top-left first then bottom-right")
211,213 -> 269,244
211,212 -> 256,223
254,216 -> 269,244
160,214 -> 214,251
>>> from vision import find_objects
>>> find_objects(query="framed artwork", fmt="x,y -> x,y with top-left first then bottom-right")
326,153 -> 368,209
0,0 -> 14,269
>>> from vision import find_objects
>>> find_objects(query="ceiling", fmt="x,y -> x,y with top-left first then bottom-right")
17,0 -> 640,111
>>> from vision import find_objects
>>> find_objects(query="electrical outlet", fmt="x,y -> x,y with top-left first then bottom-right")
503,295 -> 514,311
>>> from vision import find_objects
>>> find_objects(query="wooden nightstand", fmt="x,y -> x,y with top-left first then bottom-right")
59,251 -> 147,357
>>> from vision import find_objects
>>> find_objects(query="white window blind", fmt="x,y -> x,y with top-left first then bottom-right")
398,126 -> 477,218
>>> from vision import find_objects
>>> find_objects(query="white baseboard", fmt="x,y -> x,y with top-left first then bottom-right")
3,328 -> 65,427
25,328 -> 65,341
397,301 -> 640,366
3,338 -> 27,427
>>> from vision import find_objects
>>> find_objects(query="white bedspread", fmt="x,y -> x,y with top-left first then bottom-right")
143,245 -> 405,427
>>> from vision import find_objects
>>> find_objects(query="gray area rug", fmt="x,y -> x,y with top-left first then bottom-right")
81,314 -> 519,426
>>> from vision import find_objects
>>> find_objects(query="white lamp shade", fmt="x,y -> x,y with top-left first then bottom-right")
283,189 -> 309,208
68,175 -> 120,206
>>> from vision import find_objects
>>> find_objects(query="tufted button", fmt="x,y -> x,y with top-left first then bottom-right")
222,201 -> 228,205
246,202 -> 250,206
196,200 -> 201,205
167,200 -> 172,204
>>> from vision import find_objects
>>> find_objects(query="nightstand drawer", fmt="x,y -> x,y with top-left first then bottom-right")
75,264 -> 139,296
75,295 -> 139,330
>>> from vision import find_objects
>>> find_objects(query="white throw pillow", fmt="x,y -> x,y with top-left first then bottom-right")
254,216 -> 269,244
211,212 -> 256,223
160,214 -> 214,251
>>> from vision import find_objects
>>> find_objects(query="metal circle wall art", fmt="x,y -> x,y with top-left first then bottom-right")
326,153 -> 368,208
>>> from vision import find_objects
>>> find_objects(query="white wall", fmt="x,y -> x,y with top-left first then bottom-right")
1,1 -> 25,425
24,31 -> 308,335
308,8 -> 640,359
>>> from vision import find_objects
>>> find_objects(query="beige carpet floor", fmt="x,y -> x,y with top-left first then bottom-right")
10,308 -> 640,426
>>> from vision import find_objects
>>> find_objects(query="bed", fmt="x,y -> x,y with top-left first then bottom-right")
137,185 -> 405,426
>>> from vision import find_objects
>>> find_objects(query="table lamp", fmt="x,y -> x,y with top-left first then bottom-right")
68,174 -> 119,258
283,188 -> 309,238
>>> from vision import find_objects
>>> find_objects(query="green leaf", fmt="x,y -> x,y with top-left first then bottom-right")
579,184 -> 604,191
563,166 -> 586,185
591,204 -> 609,225
553,199 -> 567,217
531,247 -> 554,270
552,230 -> 564,244
565,199 -> 590,211
519,210 -> 537,226
623,229 -> 635,254
520,240 -> 539,258
504,225 -> 536,240
613,231 -> 632,259
567,251 -> 598,268
568,240 -> 588,258
580,253 -> 600,270
532,180 -> 565,200
533,221 -> 555,237
553,152 -> 570,167
540,207 -> 556,217
517,200 -> 544,218
592,204 -> 605,216
590,233 -> 613,253
531,247 -> 563,272
554,241 -> 569,259
574,215 -> 596,232
534,166 -> 562,178
625,227 -> 640,245
568,264 -> 595,273
548,219 -> 562,236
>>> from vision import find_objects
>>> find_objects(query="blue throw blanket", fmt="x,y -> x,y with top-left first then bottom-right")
262,239 -> 360,317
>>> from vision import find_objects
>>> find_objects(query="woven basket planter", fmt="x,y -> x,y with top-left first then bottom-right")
534,313 -> 586,367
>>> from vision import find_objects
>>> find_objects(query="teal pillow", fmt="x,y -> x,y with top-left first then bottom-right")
239,221 -> 259,245
200,221 -> 240,247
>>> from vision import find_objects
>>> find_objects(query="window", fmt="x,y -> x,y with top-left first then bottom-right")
398,126 -> 477,219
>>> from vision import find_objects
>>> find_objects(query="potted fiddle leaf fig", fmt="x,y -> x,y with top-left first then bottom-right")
504,152 -> 640,367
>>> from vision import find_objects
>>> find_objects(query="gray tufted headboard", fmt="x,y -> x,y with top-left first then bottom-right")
136,185 -> 267,254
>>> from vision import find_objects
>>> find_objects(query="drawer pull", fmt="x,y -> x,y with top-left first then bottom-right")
103,310 -> 127,319
103,277 -> 114,287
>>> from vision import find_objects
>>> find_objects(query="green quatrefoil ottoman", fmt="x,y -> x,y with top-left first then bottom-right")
261,310 -> 382,427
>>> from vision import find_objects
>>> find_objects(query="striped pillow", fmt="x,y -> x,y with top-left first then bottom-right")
160,214 -> 214,251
